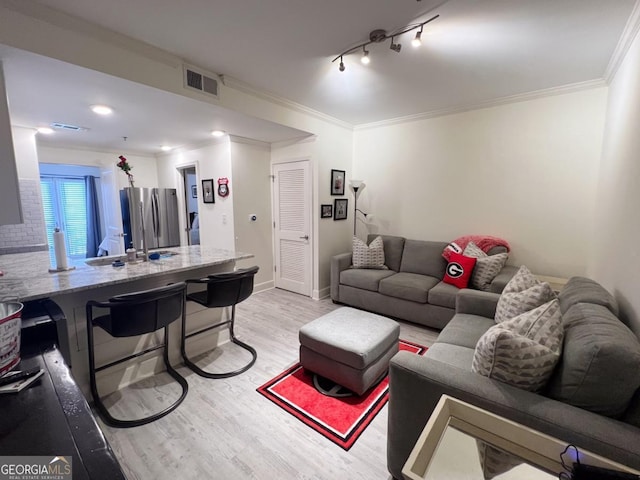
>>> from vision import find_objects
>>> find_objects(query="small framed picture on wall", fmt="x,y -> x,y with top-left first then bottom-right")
202,179 -> 215,204
334,198 -> 348,220
191,185 -> 198,198
321,204 -> 333,218
331,169 -> 345,196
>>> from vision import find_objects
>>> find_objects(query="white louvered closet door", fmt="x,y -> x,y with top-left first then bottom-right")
273,160 -> 311,296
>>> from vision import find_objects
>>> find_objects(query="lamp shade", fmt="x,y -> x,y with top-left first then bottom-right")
350,179 -> 364,189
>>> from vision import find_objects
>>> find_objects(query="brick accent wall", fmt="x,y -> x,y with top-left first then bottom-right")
0,179 -> 48,254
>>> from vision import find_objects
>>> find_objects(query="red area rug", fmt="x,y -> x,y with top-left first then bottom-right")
256,339 -> 427,450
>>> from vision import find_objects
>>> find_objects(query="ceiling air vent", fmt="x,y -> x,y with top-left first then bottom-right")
50,122 -> 88,132
183,64 -> 219,99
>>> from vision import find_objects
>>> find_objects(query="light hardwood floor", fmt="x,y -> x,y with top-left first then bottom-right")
98,288 -> 440,480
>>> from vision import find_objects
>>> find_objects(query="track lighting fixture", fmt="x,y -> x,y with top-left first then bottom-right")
390,36 -> 402,53
411,27 -> 423,47
332,14 -> 438,72
361,47 -> 370,65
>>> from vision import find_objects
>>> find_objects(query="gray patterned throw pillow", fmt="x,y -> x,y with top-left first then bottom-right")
473,299 -> 564,392
494,265 -> 556,323
351,236 -> 387,269
462,242 -> 508,292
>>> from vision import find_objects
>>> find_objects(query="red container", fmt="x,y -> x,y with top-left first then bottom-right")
0,302 -> 23,376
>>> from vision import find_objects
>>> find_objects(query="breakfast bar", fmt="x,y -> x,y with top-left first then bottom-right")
0,245 -> 253,395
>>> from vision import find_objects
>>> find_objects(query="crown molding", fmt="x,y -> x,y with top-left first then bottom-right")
221,76 -> 353,131
228,134 -> 271,148
35,139 -> 156,158
604,0 -> 640,83
355,79 -> 607,131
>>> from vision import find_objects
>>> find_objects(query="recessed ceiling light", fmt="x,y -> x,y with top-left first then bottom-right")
161,145 -> 173,152
90,104 -> 113,115
37,127 -> 54,134
211,130 -> 225,137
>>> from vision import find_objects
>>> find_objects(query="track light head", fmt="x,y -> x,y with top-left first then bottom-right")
411,29 -> 423,47
339,59 -> 345,72
390,37 -> 402,53
361,47 -> 370,65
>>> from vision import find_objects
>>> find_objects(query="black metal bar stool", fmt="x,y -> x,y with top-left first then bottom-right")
182,266 -> 259,378
86,282 -> 189,428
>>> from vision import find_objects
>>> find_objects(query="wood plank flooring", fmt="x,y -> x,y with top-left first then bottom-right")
98,288 -> 440,480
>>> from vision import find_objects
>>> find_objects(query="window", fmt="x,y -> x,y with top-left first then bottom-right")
41,176 -> 87,259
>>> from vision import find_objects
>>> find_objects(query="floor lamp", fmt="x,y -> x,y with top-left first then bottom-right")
350,179 -> 371,236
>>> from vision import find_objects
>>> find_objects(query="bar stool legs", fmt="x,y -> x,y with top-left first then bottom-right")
180,304 -> 257,379
86,282 -> 189,428
182,266 -> 259,379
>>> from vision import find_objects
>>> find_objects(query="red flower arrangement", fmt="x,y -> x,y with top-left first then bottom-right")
117,155 -> 134,186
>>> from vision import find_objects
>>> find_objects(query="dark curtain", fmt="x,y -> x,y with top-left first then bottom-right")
85,175 -> 102,258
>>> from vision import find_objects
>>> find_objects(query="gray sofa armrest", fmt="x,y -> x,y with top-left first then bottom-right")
330,252 -> 352,301
387,352 -> 640,480
456,289 -> 500,318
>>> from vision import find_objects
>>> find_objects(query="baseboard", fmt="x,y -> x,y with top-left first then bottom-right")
254,280 -> 274,293
313,286 -> 331,300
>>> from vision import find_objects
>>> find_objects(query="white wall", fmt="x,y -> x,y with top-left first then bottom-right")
156,139 -> 235,251
353,88 -> 608,278
590,28 -> 640,336
37,144 -> 158,190
231,139 -> 273,289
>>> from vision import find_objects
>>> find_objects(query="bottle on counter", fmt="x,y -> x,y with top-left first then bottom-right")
126,244 -> 137,262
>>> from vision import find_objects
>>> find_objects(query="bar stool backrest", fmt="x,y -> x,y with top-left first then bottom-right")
203,266 -> 259,308
105,282 -> 186,337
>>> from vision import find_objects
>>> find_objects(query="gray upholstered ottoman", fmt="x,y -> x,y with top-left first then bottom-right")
299,307 -> 400,395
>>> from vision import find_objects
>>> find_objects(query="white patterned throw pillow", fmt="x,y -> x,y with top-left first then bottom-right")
494,265 -> 556,323
462,242 -> 508,292
473,299 -> 564,392
351,236 -> 387,269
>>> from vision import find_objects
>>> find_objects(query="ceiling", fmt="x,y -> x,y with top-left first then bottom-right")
0,45 -> 310,155
0,0 -> 636,154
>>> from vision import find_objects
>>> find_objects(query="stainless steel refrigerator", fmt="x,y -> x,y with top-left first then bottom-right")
120,187 -> 180,250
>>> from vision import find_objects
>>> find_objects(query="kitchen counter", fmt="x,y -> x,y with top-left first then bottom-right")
0,245 -> 254,395
0,245 -> 252,302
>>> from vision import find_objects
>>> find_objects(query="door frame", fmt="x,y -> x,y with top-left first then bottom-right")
271,157 -> 313,297
175,163 -> 198,247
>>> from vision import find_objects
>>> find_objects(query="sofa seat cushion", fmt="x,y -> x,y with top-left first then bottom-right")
546,302 -> 640,417
340,268 -> 395,292
558,276 -> 619,316
436,314 -> 496,349
424,343 -> 475,370
473,299 -> 564,392
379,273 -> 440,303
428,281 -> 460,309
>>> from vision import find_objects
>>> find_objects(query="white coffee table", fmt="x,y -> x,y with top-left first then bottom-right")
403,395 -> 640,480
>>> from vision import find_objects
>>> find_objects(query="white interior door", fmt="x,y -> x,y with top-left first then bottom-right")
100,166 -> 125,255
273,160 -> 311,296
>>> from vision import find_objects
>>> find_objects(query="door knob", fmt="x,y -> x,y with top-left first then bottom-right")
299,235 -> 309,240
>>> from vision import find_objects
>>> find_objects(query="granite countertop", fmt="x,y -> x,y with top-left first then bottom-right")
0,246 -> 252,302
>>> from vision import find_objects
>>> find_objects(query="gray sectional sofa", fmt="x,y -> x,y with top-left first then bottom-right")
387,277 -> 640,479
331,234 -> 517,329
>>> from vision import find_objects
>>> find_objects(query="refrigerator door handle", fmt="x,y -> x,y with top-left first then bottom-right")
152,191 -> 159,237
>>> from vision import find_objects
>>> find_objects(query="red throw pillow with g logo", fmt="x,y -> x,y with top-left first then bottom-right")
443,252 -> 477,289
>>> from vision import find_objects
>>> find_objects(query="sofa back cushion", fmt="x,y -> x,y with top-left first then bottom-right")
400,239 -> 449,278
367,234 -> 405,272
558,276 -> 619,316
546,302 -> 640,417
